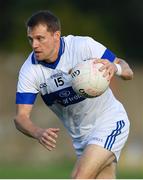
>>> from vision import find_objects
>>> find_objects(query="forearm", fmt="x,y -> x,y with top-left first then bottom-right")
114,58 -> 134,80
14,115 -> 41,139
14,114 -> 60,151
14,105 -> 60,151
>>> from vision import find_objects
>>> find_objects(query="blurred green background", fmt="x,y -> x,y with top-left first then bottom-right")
0,0 -> 143,178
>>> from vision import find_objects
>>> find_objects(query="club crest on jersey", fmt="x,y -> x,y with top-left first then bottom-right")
59,90 -> 71,98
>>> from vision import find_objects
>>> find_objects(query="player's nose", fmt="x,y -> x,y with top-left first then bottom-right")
32,39 -> 39,49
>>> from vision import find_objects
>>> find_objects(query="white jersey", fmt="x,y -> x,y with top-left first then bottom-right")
16,35 -> 128,141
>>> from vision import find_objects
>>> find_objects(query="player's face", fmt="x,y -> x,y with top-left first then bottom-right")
27,24 -> 60,62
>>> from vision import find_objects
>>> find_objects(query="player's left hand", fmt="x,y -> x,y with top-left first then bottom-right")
93,59 -> 117,81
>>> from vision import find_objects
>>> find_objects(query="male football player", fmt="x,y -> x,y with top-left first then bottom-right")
14,10 -> 133,179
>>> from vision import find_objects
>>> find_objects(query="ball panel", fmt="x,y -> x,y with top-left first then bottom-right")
71,60 -> 110,98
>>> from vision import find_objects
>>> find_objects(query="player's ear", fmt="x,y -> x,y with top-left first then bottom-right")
53,31 -> 61,40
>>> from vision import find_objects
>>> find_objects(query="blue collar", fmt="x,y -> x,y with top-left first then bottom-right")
31,37 -> 65,69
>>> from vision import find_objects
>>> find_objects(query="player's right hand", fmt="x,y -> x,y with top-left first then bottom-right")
36,128 -> 60,151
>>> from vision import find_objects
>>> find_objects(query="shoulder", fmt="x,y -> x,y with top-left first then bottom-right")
63,35 -> 105,50
63,35 -> 93,45
17,52 -> 39,92
63,35 -> 106,59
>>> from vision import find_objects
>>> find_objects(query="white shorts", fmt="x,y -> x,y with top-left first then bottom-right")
72,117 -> 130,162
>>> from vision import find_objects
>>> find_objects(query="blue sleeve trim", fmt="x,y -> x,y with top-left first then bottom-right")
16,92 -> 38,104
101,49 -> 116,62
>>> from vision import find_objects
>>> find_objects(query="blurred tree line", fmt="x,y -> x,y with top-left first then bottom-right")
0,0 -> 142,64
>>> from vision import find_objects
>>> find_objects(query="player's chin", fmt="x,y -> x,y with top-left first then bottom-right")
35,53 -> 43,60
35,56 -> 44,61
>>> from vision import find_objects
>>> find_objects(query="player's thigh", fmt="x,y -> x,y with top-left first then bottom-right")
96,161 -> 116,179
71,144 -> 116,179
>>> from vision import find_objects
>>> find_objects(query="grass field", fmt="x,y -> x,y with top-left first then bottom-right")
0,161 -> 143,179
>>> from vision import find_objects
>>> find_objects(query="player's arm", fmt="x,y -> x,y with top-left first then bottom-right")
14,104 -> 60,151
113,57 -> 134,80
84,38 -> 133,81
94,58 -> 133,81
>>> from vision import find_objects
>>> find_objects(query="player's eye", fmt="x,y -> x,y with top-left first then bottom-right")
37,36 -> 45,42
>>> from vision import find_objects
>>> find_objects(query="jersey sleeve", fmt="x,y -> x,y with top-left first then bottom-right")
85,37 -> 116,62
16,61 -> 39,105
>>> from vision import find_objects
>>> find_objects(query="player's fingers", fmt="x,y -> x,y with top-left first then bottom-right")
101,65 -> 113,80
49,131 -> 59,139
92,58 -> 103,64
101,62 -> 114,74
50,128 -> 60,133
42,135 -> 57,144
42,129 -> 58,139
38,139 -> 50,150
99,64 -> 106,71
39,138 -> 56,150
41,137 -> 56,147
40,141 -> 54,151
103,70 -> 109,77
96,59 -> 109,64
49,128 -> 60,138
104,68 -> 114,81
98,61 -> 111,71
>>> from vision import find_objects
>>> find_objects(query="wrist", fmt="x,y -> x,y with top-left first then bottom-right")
114,63 -> 122,76
32,127 -> 44,139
